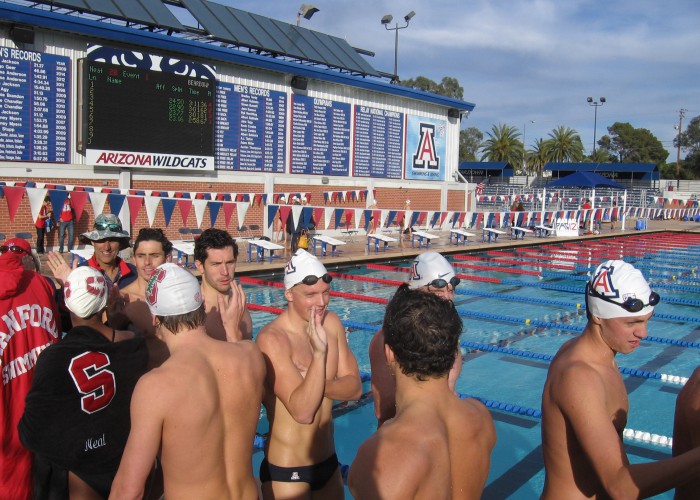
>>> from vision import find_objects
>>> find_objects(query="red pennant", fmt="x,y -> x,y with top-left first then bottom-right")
178,199 -> 192,226
127,196 -> 143,226
4,186 -> 25,222
222,202 -> 235,229
69,191 -> 89,222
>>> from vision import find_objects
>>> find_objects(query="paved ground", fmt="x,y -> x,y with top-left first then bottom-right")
232,218 -> 700,276
38,217 -> 700,277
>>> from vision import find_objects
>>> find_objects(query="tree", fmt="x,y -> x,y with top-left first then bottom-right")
542,126 -> 584,163
480,124 -> 521,165
400,76 -> 464,100
529,138 -> 549,175
459,127 -> 483,162
676,115 -> 700,178
601,122 -> 668,164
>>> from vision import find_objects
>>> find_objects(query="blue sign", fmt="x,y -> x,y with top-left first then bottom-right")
353,105 -> 404,179
215,82 -> 286,172
0,48 -> 70,163
290,94 -> 350,176
405,115 -> 447,181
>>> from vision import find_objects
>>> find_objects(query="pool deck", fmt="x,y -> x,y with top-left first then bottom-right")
232,218 -> 700,276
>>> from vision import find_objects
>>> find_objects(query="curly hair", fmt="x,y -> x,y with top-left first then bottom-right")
194,228 -> 238,263
383,285 -> 463,381
134,227 -> 173,255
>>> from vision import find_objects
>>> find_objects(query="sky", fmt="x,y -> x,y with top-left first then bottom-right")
212,0 -> 699,159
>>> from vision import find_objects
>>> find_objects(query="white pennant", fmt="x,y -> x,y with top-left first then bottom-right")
193,199 -> 208,228
235,202 -> 249,229
354,208 -> 363,230
88,192 -> 108,217
323,207 -> 334,230
27,188 -> 48,223
144,196 -> 161,227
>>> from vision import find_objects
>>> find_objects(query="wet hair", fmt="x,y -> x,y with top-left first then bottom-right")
194,228 -> 238,263
133,228 -> 172,255
383,286 -> 463,381
156,303 -> 206,334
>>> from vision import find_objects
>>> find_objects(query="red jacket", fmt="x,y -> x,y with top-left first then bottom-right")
0,252 -> 60,499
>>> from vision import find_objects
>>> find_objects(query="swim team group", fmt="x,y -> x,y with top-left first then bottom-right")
2,213 -> 700,500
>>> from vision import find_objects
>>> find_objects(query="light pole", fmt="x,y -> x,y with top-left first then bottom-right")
522,120 -> 534,174
675,108 -> 687,189
381,11 -> 416,82
586,96 -> 606,156
296,4 -> 319,26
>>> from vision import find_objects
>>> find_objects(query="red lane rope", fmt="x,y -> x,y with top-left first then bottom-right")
451,261 -> 541,276
240,276 -> 390,304
248,303 -> 284,314
365,262 -> 502,283
329,272 -> 404,287
453,253 -> 574,271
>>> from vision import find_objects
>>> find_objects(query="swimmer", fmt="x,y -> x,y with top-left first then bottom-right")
194,228 -> 251,341
541,260 -> 700,498
110,264 -> 265,499
369,251 -> 463,427
256,249 -> 361,499
349,288 -> 495,499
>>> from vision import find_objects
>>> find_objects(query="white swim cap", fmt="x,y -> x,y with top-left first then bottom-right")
146,263 -> 202,316
284,249 -> 329,290
407,252 -> 456,289
64,266 -> 108,319
587,260 -> 657,319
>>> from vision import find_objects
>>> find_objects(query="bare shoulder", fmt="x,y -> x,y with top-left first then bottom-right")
322,309 -> 344,333
255,318 -> 291,352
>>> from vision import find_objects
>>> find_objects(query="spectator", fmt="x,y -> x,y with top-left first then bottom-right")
19,266 -> 148,499
58,194 -> 75,254
36,195 -> 52,254
47,214 -> 137,290
0,237 -> 61,498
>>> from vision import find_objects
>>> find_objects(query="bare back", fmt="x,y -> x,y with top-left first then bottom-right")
112,334 -> 265,500
350,385 -> 495,499
673,366 -> 700,499
159,338 -> 263,498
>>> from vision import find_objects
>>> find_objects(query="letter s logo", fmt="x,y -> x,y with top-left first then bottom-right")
69,352 -> 116,414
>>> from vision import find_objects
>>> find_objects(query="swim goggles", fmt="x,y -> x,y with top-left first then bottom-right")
94,221 -> 123,232
299,274 -> 333,286
428,276 -> 461,290
0,245 -> 28,255
586,283 -> 660,313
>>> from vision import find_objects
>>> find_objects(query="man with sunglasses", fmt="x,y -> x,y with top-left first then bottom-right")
1,237 -> 60,498
49,214 -> 138,290
541,260 -> 700,498
370,251 -> 464,427
256,249 -> 361,499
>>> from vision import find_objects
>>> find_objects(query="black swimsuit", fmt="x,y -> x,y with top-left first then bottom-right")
259,453 -> 338,491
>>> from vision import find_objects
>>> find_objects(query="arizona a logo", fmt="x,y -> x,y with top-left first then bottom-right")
412,123 -> 439,170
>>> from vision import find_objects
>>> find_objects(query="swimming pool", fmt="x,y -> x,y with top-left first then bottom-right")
244,232 -> 700,499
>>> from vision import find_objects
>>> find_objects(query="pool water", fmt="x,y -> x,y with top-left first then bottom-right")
245,233 -> 700,499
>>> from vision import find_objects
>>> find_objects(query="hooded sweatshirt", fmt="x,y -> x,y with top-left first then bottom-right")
0,251 -> 60,499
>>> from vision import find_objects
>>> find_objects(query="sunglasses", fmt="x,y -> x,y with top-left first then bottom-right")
428,276 -> 461,290
94,222 -> 123,232
0,245 -> 28,255
298,274 -> 333,286
586,283 -> 660,313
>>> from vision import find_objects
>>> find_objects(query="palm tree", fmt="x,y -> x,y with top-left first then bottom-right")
529,138 -> 549,175
543,126 -> 584,162
480,124 -> 522,165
